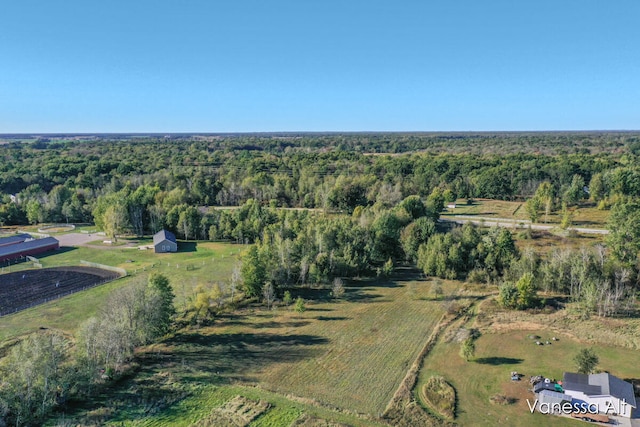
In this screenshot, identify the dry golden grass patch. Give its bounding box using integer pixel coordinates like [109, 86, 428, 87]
[443, 198, 529, 221]
[420, 376, 456, 419]
[193, 396, 270, 427]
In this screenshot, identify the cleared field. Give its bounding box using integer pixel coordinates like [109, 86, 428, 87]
[0, 241, 241, 341]
[443, 199, 610, 229]
[46, 271, 454, 426]
[417, 296, 640, 427]
[442, 199, 529, 221]
[53, 273, 458, 425]
[149, 273, 452, 416]
[254, 278, 449, 415]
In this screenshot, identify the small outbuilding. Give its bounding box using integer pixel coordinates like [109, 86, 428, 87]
[538, 389, 573, 409]
[153, 230, 177, 253]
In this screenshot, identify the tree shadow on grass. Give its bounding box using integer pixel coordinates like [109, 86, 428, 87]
[475, 357, 523, 365]
[215, 312, 311, 329]
[291, 286, 386, 304]
[161, 331, 328, 378]
[36, 246, 77, 259]
[345, 277, 401, 289]
[177, 241, 197, 253]
[315, 316, 350, 321]
[303, 307, 334, 312]
[343, 287, 386, 303]
[250, 320, 311, 329]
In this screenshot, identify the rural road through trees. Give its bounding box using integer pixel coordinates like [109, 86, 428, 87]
[440, 215, 609, 235]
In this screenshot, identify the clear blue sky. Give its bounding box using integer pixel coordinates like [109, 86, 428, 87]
[1, 1, 638, 132]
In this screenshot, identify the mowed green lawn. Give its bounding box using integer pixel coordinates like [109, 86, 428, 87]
[418, 328, 639, 427]
[0, 241, 242, 342]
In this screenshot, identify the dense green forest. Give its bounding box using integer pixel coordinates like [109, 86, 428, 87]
[1, 132, 639, 229]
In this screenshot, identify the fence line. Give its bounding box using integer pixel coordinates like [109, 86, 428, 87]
[80, 260, 127, 277]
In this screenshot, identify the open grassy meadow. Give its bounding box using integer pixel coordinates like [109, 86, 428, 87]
[253, 275, 452, 415]
[44, 272, 462, 425]
[441, 199, 529, 221]
[416, 293, 640, 427]
[443, 198, 610, 229]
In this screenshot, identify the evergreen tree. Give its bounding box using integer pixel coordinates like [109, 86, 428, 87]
[241, 245, 266, 297]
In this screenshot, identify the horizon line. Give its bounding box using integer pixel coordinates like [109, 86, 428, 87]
[1, 129, 640, 137]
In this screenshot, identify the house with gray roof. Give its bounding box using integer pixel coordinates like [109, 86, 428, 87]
[153, 230, 177, 253]
[562, 372, 637, 418]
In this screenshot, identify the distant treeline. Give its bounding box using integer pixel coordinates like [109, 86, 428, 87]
[0, 133, 639, 231]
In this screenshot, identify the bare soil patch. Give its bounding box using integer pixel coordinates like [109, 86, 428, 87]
[0, 266, 121, 316]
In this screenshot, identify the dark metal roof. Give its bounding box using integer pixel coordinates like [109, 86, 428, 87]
[0, 234, 32, 247]
[534, 382, 558, 393]
[0, 237, 59, 259]
[563, 372, 603, 395]
[153, 229, 176, 246]
[563, 372, 637, 408]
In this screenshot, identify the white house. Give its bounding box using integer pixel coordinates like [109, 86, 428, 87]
[562, 372, 637, 418]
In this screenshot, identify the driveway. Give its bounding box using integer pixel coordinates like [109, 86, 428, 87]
[55, 232, 101, 247]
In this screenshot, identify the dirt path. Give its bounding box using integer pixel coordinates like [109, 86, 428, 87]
[440, 216, 609, 235]
[55, 233, 142, 250]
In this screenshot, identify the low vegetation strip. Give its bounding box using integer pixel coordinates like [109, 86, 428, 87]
[420, 376, 456, 419]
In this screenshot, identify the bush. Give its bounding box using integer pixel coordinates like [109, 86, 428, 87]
[490, 394, 516, 405]
[467, 268, 489, 284]
[294, 297, 306, 313]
